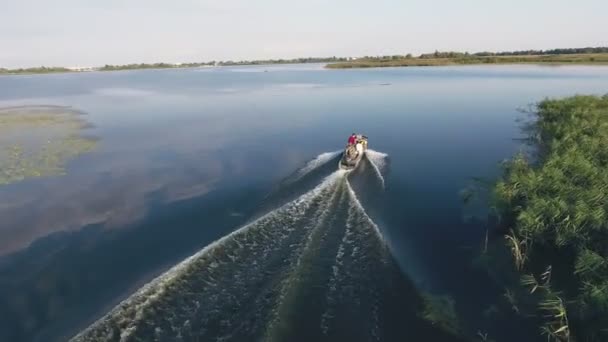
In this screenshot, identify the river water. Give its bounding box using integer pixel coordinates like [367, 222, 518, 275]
[1, 64, 607, 341]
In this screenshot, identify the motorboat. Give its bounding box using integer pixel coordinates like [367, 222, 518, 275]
[339, 134, 368, 170]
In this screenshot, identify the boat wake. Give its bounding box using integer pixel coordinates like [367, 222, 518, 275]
[365, 149, 389, 189]
[72, 152, 403, 342]
[286, 150, 341, 184]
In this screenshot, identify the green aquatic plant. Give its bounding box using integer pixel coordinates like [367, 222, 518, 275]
[538, 292, 570, 342]
[505, 230, 529, 271]
[539, 306, 569, 341]
[0, 107, 96, 186]
[476, 330, 497, 342]
[0, 138, 96, 185]
[503, 288, 520, 314]
[520, 266, 552, 294]
[419, 293, 461, 336]
[492, 95, 608, 341]
[519, 267, 570, 341]
[574, 249, 607, 277]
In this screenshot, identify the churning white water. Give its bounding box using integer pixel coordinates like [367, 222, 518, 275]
[72, 152, 392, 342]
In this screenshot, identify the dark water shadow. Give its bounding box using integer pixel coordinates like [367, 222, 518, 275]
[255, 152, 342, 215]
[380, 179, 542, 341]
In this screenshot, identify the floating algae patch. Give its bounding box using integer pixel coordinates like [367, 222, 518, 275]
[419, 293, 461, 336]
[0, 106, 96, 185]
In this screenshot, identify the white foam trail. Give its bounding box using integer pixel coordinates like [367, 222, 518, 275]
[263, 178, 344, 341]
[345, 180, 383, 242]
[345, 181, 385, 340]
[320, 180, 386, 337]
[366, 150, 387, 170]
[74, 168, 392, 341]
[365, 149, 388, 188]
[320, 195, 356, 335]
[71, 171, 346, 342]
[293, 151, 341, 181]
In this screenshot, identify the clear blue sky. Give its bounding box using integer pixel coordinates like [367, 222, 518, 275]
[1, 0, 606, 68]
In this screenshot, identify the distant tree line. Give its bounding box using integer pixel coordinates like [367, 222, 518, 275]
[99, 57, 349, 69]
[1, 57, 351, 74]
[352, 47, 608, 61]
[0, 66, 71, 74]
[216, 57, 348, 66]
[98, 62, 215, 71]
[473, 47, 608, 56]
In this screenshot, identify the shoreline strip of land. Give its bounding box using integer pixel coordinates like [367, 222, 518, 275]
[2, 48, 608, 75]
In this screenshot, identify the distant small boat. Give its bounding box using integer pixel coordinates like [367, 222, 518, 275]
[339, 134, 368, 170]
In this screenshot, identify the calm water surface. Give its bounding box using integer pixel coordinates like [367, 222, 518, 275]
[1, 64, 607, 341]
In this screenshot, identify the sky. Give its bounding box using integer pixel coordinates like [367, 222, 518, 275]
[1, 0, 607, 68]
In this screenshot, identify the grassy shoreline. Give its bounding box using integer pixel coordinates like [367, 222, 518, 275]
[326, 53, 608, 69]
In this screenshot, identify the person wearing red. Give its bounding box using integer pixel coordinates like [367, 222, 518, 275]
[347, 133, 356, 145]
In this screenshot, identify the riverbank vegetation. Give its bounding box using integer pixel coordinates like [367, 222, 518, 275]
[216, 56, 348, 66]
[326, 47, 608, 69]
[0, 106, 96, 185]
[98, 62, 215, 71]
[97, 57, 348, 70]
[0, 66, 72, 75]
[487, 95, 608, 341]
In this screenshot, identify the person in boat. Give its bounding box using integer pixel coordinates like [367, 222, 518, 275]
[348, 133, 357, 146]
[358, 134, 368, 149]
[347, 133, 362, 159]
